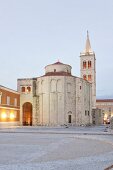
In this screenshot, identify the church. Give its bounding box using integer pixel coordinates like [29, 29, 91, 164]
[17, 32, 96, 126]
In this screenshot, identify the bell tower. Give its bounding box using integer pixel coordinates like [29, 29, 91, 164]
[80, 31, 96, 109]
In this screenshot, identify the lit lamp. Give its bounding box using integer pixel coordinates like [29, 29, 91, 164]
[1, 113, 7, 119]
[10, 113, 15, 119]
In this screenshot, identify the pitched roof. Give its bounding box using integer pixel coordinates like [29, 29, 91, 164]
[96, 99, 113, 102]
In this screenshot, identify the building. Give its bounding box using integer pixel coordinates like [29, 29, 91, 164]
[0, 85, 20, 127]
[110, 117, 113, 129]
[92, 108, 103, 125]
[80, 31, 96, 109]
[96, 99, 113, 124]
[17, 62, 92, 126]
[17, 33, 95, 126]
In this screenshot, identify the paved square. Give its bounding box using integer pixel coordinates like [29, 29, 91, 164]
[0, 126, 113, 170]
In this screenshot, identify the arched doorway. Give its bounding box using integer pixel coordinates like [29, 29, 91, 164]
[23, 102, 32, 126]
[68, 115, 72, 123]
[68, 111, 72, 124]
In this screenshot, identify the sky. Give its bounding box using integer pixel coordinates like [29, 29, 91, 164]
[0, 0, 113, 98]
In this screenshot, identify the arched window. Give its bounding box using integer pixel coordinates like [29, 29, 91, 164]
[83, 61, 86, 69]
[88, 75, 92, 81]
[83, 75, 87, 80]
[21, 87, 25, 92]
[27, 86, 31, 92]
[88, 61, 91, 68]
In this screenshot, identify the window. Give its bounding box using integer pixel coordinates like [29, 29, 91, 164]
[109, 107, 111, 115]
[27, 86, 31, 92]
[93, 112, 95, 118]
[83, 61, 86, 69]
[85, 110, 87, 116]
[0, 92, 2, 104]
[7, 96, 10, 105]
[54, 69, 56, 72]
[88, 61, 91, 68]
[88, 75, 92, 81]
[14, 98, 17, 106]
[109, 107, 111, 112]
[80, 86, 81, 90]
[83, 75, 87, 80]
[88, 111, 89, 116]
[10, 111, 17, 119]
[22, 87, 25, 92]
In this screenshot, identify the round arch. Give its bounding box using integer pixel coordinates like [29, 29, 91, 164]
[67, 111, 72, 124]
[22, 102, 32, 126]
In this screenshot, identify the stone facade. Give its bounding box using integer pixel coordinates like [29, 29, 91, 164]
[92, 108, 103, 125]
[18, 62, 92, 126]
[80, 31, 96, 109]
[110, 117, 113, 129]
[17, 32, 97, 126]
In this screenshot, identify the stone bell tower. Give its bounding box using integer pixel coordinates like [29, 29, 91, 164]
[80, 31, 96, 109]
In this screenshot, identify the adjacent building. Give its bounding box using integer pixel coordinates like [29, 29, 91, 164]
[0, 85, 20, 127]
[96, 99, 113, 124]
[92, 108, 103, 125]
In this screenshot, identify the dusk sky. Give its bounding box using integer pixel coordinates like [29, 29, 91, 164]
[0, 0, 113, 98]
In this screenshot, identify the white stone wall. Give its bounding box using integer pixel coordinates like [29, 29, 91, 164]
[75, 78, 92, 125]
[34, 75, 92, 126]
[64, 77, 76, 125]
[36, 76, 65, 125]
[80, 54, 96, 109]
[45, 63, 72, 74]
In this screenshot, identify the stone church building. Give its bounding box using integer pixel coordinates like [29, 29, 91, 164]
[17, 32, 96, 126]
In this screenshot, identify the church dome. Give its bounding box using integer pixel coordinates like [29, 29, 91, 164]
[45, 61, 72, 76]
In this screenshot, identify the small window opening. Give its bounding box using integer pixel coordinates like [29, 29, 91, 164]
[27, 86, 31, 92]
[22, 87, 25, 92]
[88, 61, 91, 68]
[83, 61, 86, 69]
[83, 75, 87, 80]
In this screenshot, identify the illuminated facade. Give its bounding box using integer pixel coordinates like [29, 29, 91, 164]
[96, 99, 113, 124]
[0, 85, 20, 126]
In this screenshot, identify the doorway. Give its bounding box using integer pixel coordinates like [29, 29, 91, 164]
[23, 102, 32, 126]
[68, 115, 72, 123]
